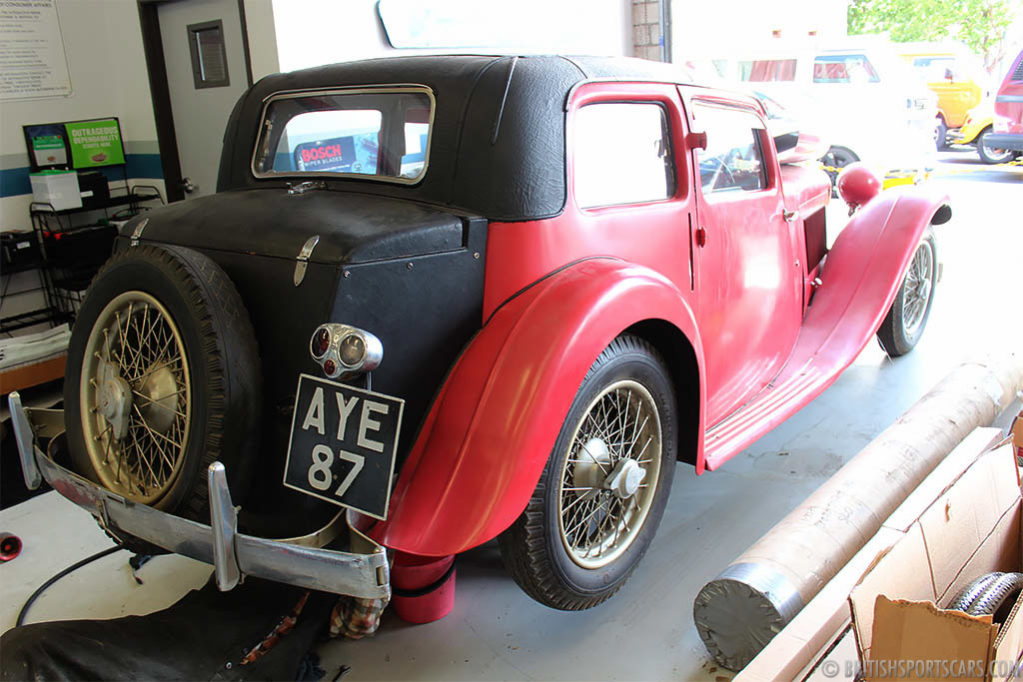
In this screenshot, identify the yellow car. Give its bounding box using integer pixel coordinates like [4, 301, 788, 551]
[899, 43, 985, 149]
[950, 99, 1018, 164]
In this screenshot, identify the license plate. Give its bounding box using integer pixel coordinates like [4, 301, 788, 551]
[283, 373, 404, 520]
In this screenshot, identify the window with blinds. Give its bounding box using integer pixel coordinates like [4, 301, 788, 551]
[187, 20, 230, 89]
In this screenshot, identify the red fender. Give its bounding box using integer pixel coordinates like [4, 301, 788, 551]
[369, 258, 705, 556]
[800, 185, 951, 365]
[704, 185, 951, 469]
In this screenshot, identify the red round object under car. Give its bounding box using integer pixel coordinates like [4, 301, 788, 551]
[836, 162, 882, 210]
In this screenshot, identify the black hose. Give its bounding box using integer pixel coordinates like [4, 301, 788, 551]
[968, 572, 1023, 622]
[947, 572, 1003, 612]
[16, 546, 123, 627]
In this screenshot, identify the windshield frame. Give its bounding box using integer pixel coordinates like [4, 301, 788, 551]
[249, 84, 436, 186]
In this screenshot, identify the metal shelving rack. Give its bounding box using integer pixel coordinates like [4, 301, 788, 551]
[0, 185, 164, 335]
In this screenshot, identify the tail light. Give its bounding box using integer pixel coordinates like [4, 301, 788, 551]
[309, 323, 383, 379]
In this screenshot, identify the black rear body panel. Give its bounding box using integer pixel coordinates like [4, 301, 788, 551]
[121, 192, 486, 536]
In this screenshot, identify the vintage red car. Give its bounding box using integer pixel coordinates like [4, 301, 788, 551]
[10, 55, 950, 611]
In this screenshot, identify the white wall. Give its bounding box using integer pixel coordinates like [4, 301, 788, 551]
[242, 0, 279, 80]
[671, 0, 848, 60]
[0, 0, 164, 231]
[267, 0, 632, 73]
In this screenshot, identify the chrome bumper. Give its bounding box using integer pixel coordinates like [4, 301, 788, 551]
[7, 391, 390, 599]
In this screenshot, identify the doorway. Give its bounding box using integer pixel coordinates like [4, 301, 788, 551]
[138, 0, 253, 202]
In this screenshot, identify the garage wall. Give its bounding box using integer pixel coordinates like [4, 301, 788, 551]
[258, 0, 632, 74]
[671, 0, 848, 60]
[0, 0, 165, 232]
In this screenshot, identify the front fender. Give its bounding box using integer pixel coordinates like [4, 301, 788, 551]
[370, 258, 704, 556]
[778, 185, 950, 388]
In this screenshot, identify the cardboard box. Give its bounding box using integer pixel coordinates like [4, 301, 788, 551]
[29, 170, 81, 211]
[736, 428, 1004, 682]
[848, 443, 1023, 681]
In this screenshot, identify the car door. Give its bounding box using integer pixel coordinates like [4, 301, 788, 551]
[686, 96, 802, 427]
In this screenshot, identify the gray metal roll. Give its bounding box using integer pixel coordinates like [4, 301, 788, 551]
[693, 355, 1023, 671]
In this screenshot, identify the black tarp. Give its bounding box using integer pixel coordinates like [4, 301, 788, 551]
[1, 577, 336, 681]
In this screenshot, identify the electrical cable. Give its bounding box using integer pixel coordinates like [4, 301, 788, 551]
[16, 546, 122, 627]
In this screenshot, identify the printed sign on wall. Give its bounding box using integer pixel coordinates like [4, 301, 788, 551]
[65, 119, 125, 168]
[0, 0, 72, 101]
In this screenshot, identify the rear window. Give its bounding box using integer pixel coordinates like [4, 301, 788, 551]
[813, 54, 880, 83]
[252, 87, 434, 184]
[573, 102, 675, 208]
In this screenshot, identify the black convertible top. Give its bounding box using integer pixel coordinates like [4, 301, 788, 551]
[217, 55, 694, 221]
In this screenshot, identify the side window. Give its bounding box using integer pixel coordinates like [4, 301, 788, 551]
[574, 102, 674, 209]
[812, 54, 880, 83]
[692, 102, 767, 194]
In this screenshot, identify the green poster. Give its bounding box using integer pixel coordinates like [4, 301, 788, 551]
[65, 119, 125, 168]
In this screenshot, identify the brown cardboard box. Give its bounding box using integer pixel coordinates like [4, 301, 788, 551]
[736, 428, 1004, 682]
[848, 443, 1023, 681]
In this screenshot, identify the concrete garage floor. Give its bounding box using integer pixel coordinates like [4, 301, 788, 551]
[1, 153, 1020, 681]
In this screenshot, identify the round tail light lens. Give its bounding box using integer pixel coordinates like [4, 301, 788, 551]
[311, 327, 331, 358]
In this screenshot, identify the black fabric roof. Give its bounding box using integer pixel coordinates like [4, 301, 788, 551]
[217, 55, 695, 221]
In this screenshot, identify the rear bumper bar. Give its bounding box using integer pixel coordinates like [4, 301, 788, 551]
[7, 391, 390, 599]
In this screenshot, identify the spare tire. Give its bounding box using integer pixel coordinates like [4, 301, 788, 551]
[64, 244, 261, 525]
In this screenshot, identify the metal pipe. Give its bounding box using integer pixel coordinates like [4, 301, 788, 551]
[693, 355, 1023, 671]
[659, 0, 672, 63]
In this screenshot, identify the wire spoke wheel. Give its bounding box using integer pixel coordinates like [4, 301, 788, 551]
[900, 239, 934, 338]
[877, 231, 937, 358]
[498, 335, 676, 610]
[557, 380, 662, 569]
[80, 291, 192, 504]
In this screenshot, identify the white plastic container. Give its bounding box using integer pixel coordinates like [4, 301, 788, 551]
[30, 170, 82, 211]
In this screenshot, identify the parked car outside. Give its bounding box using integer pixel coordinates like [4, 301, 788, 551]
[987, 50, 1023, 155]
[706, 37, 938, 177]
[9, 55, 951, 611]
[949, 98, 1019, 164]
[897, 41, 988, 149]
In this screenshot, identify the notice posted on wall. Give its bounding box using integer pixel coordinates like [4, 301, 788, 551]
[66, 119, 124, 168]
[0, 0, 72, 101]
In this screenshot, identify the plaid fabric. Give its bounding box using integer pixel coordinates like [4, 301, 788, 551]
[329, 596, 389, 639]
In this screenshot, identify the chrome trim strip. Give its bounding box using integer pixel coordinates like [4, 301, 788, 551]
[9, 392, 41, 491]
[130, 218, 149, 246]
[8, 396, 390, 599]
[995, 94, 1023, 103]
[250, 85, 436, 187]
[293, 235, 320, 286]
[208, 463, 242, 591]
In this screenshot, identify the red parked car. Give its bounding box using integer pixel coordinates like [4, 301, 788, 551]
[10, 55, 950, 611]
[987, 49, 1023, 154]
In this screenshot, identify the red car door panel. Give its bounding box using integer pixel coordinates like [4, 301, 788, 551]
[687, 99, 803, 426]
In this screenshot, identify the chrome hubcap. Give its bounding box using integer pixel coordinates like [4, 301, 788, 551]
[557, 380, 662, 569]
[80, 291, 192, 504]
[902, 241, 933, 337]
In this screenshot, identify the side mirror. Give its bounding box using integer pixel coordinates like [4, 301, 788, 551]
[945, 68, 955, 82]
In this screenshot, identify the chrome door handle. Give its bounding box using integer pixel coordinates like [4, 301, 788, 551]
[781, 209, 798, 223]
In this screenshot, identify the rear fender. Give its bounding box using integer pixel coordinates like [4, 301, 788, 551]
[808, 187, 951, 362]
[370, 258, 704, 556]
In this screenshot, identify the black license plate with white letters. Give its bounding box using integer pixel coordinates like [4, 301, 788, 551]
[284, 373, 404, 520]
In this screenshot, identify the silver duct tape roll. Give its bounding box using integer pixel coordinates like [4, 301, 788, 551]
[692, 354, 1023, 672]
[693, 563, 804, 671]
